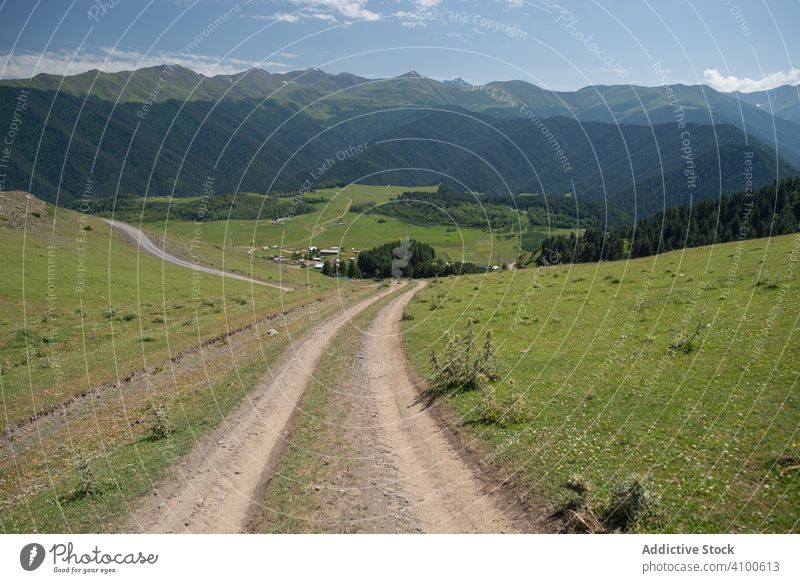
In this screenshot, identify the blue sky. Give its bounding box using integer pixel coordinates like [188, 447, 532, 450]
[1, 0, 798, 91]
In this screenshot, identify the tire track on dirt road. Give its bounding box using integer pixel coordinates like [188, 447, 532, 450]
[127, 282, 405, 533]
[361, 282, 523, 533]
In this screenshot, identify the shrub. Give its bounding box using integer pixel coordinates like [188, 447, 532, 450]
[558, 473, 660, 533]
[478, 381, 528, 426]
[122, 313, 137, 321]
[604, 474, 660, 531]
[144, 398, 172, 440]
[430, 319, 498, 393]
[669, 316, 705, 353]
[69, 454, 98, 500]
[559, 474, 604, 533]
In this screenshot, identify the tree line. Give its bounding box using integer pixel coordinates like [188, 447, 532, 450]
[536, 229, 625, 266]
[351, 184, 519, 231]
[628, 176, 800, 257]
[535, 177, 800, 265]
[320, 238, 492, 279]
[69, 193, 316, 223]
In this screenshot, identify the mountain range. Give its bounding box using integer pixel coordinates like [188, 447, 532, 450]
[1, 65, 797, 219]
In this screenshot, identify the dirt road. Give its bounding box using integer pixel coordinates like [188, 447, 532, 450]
[360, 282, 520, 533]
[258, 281, 526, 532]
[128, 282, 404, 533]
[104, 218, 293, 291]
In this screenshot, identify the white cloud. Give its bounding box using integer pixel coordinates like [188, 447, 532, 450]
[289, 0, 381, 22]
[0, 47, 288, 79]
[266, 12, 300, 23]
[704, 68, 800, 92]
[413, 0, 442, 8]
[256, 10, 338, 23]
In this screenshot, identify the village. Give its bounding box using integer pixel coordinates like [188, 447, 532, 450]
[245, 243, 361, 273]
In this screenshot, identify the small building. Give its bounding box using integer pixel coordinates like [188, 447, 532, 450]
[320, 248, 340, 256]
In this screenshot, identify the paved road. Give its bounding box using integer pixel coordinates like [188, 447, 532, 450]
[104, 218, 293, 291]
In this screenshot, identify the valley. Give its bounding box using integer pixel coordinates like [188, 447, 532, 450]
[0, 62, 798, 537]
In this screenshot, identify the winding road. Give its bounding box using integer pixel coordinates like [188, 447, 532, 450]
[129, 279, 526, 533]
[128, 281, 406, 533]
[104, 218, 293, 291]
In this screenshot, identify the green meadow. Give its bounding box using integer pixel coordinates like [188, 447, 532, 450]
[0, 193, 352, 431]
[402, 233, 800, 532]
[141, 185, 532, 272]
[0, 192, 373, 532]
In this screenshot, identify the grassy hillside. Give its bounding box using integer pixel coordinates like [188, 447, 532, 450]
[402, 233, 800, 532]
[0, 191, 376, 532]
[0, 192, 351, 431]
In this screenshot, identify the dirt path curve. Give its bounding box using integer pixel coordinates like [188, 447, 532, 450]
[104, 218, 293, 291]
[128, 282, 405, 533]
[363, 282, 521, 533]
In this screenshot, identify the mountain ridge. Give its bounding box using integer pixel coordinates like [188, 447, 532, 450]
[0, 66, 797, 218]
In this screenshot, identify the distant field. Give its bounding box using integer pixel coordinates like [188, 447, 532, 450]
[402, 234, 800, 532]
[142, 185, 543, 270]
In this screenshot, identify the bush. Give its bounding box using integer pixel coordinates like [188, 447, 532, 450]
[478, 383, 528, 426]
[144, 398, 172, 440]
[604, 474, 660, 531]
[669, 316, 705, 353]
[558, 473, 660, 533]
[68, 453, 98, 500]
[430, 319, 498, 393]
[559, 474, 604, 533]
